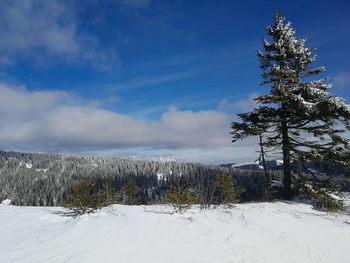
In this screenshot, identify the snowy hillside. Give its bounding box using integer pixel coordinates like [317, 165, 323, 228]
[221, 160, 284, 170]
[1, 197, 350, 263]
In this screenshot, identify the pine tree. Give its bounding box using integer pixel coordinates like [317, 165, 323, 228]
[213, 173, 244, 208]
[99, 180, 118, 206]
[64, 176, 104, 216]
[231, 12, 350, 199]
[116, 181, 142, 205]
[294, 173, 344, 211]
[163, 181, 197, 213]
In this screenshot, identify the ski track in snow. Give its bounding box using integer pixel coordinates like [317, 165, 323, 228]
[0, 197, 350, 263]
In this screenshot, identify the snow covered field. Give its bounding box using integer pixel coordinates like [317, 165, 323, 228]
[1, 197, 350, 263]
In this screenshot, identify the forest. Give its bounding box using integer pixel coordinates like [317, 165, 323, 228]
[1, 150, 349, 206]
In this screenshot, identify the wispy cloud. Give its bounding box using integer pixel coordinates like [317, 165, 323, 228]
[109, 70, 203, 91]
[0, 0, 119, 70]
[219, 93, 259, 112]
[106, 42, 256, 93]
[133, 41, 257, 72]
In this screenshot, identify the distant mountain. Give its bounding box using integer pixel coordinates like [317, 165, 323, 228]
[218, 163, 236, 168]
[220, 160, 284, 170]
[221, 159, 346, 177]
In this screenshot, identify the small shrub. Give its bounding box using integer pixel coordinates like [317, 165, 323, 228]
[295, 177, 344, 211]
[261, 180, 285, 201]
[64, 176, 105, 216]
[213, 173, 245, 208]
[116, 181, 142, 205]
[164, 181, 197, 213]
[98, 180, 118, 206]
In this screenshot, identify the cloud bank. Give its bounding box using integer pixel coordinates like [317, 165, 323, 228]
[0, 83, 233, 153]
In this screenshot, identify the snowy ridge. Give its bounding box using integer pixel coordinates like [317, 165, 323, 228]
[1, 196, 350, 263]
[229, 160, 284, 170]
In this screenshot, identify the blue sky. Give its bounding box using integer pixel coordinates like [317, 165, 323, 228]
[0, 0, 350, 164]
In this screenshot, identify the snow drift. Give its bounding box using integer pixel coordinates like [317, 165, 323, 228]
[1, 196, 350, 263]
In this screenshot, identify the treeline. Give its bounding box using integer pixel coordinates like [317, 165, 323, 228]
[0, 150, 283, 206]
[0, 150, 349, 206]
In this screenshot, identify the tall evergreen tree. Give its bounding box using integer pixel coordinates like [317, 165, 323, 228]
[231, 13, 350, 199]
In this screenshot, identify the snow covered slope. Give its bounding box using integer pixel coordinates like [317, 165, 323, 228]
[0, 198, 350, 263]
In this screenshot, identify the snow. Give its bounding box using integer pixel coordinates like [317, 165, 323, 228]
[306, 167, 326, 176]
[271, 180, 283, 187]
[150, 156, 177, 162]
[1, 198, 350, 263]
[18, 162, 33, 169]
[36, 168, 49, 172]
[276, 159, 283, 165]
[156, 172, 164, 181]
[0, 199, 11, 205]
[231, 161, 259, 168]
[327, 192, 343, 201]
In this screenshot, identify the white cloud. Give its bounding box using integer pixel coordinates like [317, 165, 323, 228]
[110, 146, 258, 165]
[0, 0, 119, 70]
[219, 93, 259, 112]
[0, 83, 234, 154]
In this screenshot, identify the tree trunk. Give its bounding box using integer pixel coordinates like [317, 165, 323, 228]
[259, 135, 270, 187]
[281, 120, 292, 199]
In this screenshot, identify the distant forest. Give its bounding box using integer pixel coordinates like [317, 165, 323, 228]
[0, 150, 349, 206]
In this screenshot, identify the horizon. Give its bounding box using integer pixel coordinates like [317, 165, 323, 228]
[0, 0, 349, 164]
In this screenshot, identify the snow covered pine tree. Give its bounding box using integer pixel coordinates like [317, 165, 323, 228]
[231, 12, 350, 199]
